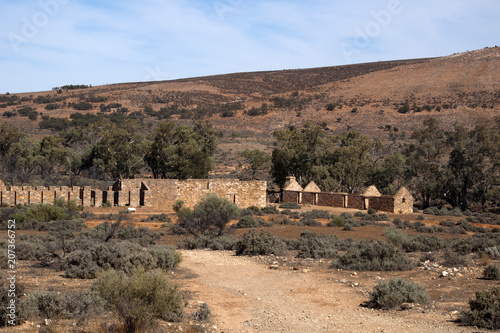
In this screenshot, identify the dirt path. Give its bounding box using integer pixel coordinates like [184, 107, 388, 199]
[178, 250, 487, 333]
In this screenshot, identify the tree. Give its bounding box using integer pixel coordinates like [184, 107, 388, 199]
[404, 118, 448, 208]
[34, 135, 71, 180]
[0, 124, 35, 184]
[176, 194, 239, 237]
[241, 149, 271, 179]
[446, 119, 500, 210]
[271, 122, 326, 188]
[88, 121, 147, 179]
[145, 120, 220, 179]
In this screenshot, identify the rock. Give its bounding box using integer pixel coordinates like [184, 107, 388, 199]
[440, 271, 449, 277]
[44, 319, 51, 326]
[450, 310, 460, 317]
[269, 265, 279, 270]
[340, 279, 348, 284]
[401, 303, 414, 310]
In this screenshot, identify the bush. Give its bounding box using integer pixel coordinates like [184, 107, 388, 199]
[384, 227, 406, 246]
[368, 278, 429, 309]
[442, 249, 467, 267]
[328, 215, 345, 227]
[401, 235, 445, 252]
[301, 210, 331, 220]
[299, 217, 323, 227]
[169, 224, 187, 235]
[235, 215, 261, 228]
[191, 303, 211, 321]
[483, 264, 500, 280]
[334, 240, 414, 271]
[117, 226, 161, 246]
[177, 194, 239, 237]
[462, 287, 500, 330]
[140, 213, 172, 223]
[21, 291, 68, 320]
[149, 246, 182, 270]
[354, 211, 365, 217]
[279, 202, 301, 209]
[341, 212, 353, 219]
[296, 231, 338, 259]
[92, 269, 184, 331]
[261, 205, 280, 214]
[235, 229, 287, 256]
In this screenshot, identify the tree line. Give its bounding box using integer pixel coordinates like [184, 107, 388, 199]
[0, 116, 498, 210]
[270, 117, 499, 211]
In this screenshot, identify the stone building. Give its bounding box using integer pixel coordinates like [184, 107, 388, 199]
[0, 178, 267, 210]
[282, 176, 413, 214]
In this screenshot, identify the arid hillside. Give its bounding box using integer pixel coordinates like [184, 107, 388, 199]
[1, 47, 499, 175]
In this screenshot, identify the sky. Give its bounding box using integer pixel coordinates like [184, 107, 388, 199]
[1, 0, 499, 93]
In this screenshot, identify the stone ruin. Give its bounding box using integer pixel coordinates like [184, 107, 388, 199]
[282, 176, 414, 214]
[0, 178, 267, 210]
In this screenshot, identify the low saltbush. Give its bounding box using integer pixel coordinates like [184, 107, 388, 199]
[368, 278, 429, 309]
[462, 287, 500, 330]
[333, 240, 414, 271]
[235, 229, 287, 256]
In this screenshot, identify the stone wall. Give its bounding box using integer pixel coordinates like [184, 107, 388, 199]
[317, 193, 345, 208]
[367, 196, 395, 213]
[347, 194, 364, 209]
[283, 191, 300, 204]
[283, 185, 413, 214]
[0, 178, 267, 210]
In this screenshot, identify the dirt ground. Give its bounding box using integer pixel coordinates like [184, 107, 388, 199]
[4, 205, 499, 332]
[177, 249, 492, 333]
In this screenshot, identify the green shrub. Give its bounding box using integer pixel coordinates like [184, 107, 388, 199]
[299, 217, 323, 227]
[462, 287, 500, 330]
[92, 269, 184, 331]
[301, 210, 331, 220]
[343, 223, 355, 231]
[21, 291, 68, 320]
[416, 215, 426, 220]
[235, 229, 287, 256]
[169, 224, 187, 235]
[117, 226, 161, 246]
[328, 215, 345, 227]
[235, 215, 260, 228]
[368, 278, 429, 309]
[442, 249, 467, 267]
[149, 247, 182, 270]
[140, 213, 172, 223]
[341, 212, 353, 219]
[367, 208, 377, 215]
[296, 231, 338, 259]
[401, 235, 445, 252]
[261, 205, 280, 214]
[334, 240, 414, 271]
[279, 202, 301, 209]
[384, 227, 406, 246]
[483, 264, 500, 280]
[354, 211, 365, 217]
[191, 303, 211, 321]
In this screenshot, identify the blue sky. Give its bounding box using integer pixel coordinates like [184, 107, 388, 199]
[1, 0, 499, 93]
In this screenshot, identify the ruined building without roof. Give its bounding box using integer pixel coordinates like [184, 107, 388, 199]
[0, 179, 267, 210]
[282, 176, 414, 214]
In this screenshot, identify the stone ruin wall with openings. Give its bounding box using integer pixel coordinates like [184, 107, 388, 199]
[0, 179, 267, 210]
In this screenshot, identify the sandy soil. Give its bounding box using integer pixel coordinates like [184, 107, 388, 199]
[177, 250, 490, 333]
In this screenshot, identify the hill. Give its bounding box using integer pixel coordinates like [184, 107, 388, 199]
[1, 47, 499, 177]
